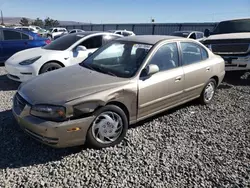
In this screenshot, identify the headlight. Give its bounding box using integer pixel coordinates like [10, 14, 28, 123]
[19, 56, 41, 65]
[30, 104, 66, 121]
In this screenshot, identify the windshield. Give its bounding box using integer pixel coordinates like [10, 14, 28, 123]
[43, 34, 83, 50]
[171, 32, 190, 38]
[212, 19, 250, 34]
[80, 41, 153, 78]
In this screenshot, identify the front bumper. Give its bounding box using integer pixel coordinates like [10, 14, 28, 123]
[12, 93, 95, 148]
[221, 55, 250, 71]
[5, 63, 38, 82]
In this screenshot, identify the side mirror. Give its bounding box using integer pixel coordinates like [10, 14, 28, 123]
[76, 45, 87, 52]
[204, 29, 210, 37]
[141, 64, 159, 77]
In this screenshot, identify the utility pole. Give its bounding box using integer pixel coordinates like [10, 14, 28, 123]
[1, 10, 3, 25]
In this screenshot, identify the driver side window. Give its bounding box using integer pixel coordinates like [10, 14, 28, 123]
[148, 43, 179, 72]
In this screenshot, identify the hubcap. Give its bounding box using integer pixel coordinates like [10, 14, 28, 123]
[46, 66, 59, 72]
[91, 111, 123, 144]
[204, 82, 215, 102]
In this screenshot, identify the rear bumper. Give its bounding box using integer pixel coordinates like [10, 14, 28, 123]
[218, 70, 226, 86]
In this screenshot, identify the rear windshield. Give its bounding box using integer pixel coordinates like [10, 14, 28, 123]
[212, 19, 250, 34]
[43, 34, 84, 50]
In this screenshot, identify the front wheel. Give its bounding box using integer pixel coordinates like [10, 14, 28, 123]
[199, 78, 216, 105]
[39, 62, 63, 74]
[86, 105, 128, 149]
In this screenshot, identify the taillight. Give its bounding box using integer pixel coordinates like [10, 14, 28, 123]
[45, 39, 51, 44]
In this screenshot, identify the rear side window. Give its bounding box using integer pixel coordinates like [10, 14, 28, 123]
[201, 46, 208, 60]
[21, 33, 30, 40]
[180, 42, 208, 65]
[3, 30, 22, 40]
[196, 32, 204, 39]
[80, 35, 103, 49]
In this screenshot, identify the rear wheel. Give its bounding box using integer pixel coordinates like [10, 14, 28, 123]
[40, 62, 63, 74]
[199, 78, 216, 105]
[86, 105, 128, 149]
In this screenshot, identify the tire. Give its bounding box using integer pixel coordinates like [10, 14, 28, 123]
[40, 62, 63, 74]
[86, 105, 128, 149]
[199, 78, 217, 105]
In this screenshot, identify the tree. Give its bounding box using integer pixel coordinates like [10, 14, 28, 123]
[44, 17, 60, 27]
[52, 20, 59, 27]
[31, 18, 44, 27]
[20, 17, 29, 26]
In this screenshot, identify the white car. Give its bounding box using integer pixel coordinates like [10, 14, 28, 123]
[14, 26, 39, 34]
[5, 31, 122, 82]
[69, 29, 85, 33]
[108, 30, 135, 36]
[171, 31, 205, 42]
[47, 27, 68, 40]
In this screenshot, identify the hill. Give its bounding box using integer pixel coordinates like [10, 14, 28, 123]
[1, 17, 87, 26]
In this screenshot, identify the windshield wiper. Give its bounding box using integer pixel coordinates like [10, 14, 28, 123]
[81, 63, 117, 77]
[92, 65, 117, 77]
[80, 63, 95, 71]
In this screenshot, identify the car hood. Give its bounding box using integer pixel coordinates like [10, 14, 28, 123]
[18, 64, 131, 104]
[6, 47, 63, 65]
[205, 32, 250, 41]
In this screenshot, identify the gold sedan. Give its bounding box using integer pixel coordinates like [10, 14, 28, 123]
[12, 35, 225, 149]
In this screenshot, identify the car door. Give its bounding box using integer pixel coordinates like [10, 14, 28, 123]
[1, 29, 29, 61]
[137, 42, 185, 120]
[179, 41, 213, 100]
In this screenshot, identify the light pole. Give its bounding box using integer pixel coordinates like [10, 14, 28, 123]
[0, 10, 3, 25]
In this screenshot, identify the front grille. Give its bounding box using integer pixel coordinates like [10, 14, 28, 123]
[24, 128, 58, 145]
[13, 93, 29, 113]
[212, 44, 250, 54]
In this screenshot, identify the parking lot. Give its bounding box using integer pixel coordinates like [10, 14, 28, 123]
[0, 64, 249, 187]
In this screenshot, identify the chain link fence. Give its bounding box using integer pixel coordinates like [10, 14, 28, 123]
[57, 22, 217, 35]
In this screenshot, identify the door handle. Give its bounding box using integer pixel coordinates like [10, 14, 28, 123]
[206, 67, 210, 71]
[24, 42, 28, 45]
[175, 76, 182, 82]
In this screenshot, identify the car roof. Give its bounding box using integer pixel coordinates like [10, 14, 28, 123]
[220, 18, 250, 22]
[0, 27, 36, 33]
[116, 35, 183, 45]
[173, 30, 203, 33]
[69, 31, 122, 37]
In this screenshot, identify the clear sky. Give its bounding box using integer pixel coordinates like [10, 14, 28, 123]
[1, 0, 250, 23]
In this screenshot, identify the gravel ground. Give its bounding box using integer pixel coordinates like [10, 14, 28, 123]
[0, 66, 249, 188]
